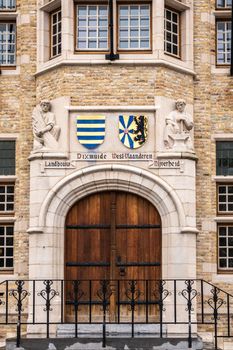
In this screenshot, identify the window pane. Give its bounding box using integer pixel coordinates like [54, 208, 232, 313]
[6, 237, 13, 245]
[140, 5, 149, 16]
[78, 30, 86, 39]
[219, 226, 226, 235]
[219, 248, 227, 257]
[141, 39, 149, 48]
[6, 258, 13, 267]
[6, 226, 13, 235]
[99, 40, 107, 48]
[130, 6, 139, 16]
[6, 203, 14, 211]
[99, 6, 107, 16]
[118, 4, 151, 50]
[219, 195, 226, 202]
[220, 237, 227, 246]
[119, 40, 128, 49]
[219, 259, 227, 268]
[78, 6, 86, 16]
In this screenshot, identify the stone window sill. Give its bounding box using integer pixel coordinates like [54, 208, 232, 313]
[213, 9, 232, 19]
[36, 58, 196, 77]
[40, 0, 61, 12]
[165, 0, 191, 11]
[213, 176, 233, 183]
[0, 11, 17, 20]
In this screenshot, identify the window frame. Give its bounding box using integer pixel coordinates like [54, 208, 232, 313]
[0, 183, 14, 214]
[216, 0, 232, 9]
[215, 18, 232, 66]
[216, 141, 233, 176]
[0, 140, 16, 176]
[217, 183, 233, 215]
[218, 224, 233, 273]
[116, 1, 152, 53]
[74, 2, 110, 54]
[164, 6, 181, 59]
[0, 21, 16, 68]
[50, 7, 62, 59]
[0, 223, 14, 271]
[0, 0, 16, 11]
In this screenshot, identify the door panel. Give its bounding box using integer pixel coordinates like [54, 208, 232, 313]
[65, 191, 161, 321]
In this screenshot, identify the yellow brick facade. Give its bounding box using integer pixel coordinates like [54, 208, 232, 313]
[0, 0, 233, 346]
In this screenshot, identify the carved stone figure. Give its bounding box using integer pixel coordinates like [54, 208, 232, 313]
[164, 99, 194, 151]
[32, 100, 61, 152]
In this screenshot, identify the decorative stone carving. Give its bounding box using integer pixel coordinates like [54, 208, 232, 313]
[32, 100, 61, 152]
[164, 99, 194, 151]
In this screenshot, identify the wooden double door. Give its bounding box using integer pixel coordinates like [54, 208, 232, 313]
[65, 191, 162, 321]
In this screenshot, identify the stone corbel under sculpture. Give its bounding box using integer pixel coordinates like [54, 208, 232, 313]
[164, 99, 194, 152]
[32, 100, 61, 153]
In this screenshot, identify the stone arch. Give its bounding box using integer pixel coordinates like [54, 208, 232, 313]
[36, 164, 192, 233]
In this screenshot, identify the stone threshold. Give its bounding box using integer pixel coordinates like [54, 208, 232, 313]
[6, 337, 205, 350]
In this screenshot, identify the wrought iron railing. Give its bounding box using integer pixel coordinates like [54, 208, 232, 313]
[0, 279, 232, 349]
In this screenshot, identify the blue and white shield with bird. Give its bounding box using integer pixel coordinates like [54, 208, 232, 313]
[119, 115, 148, 149]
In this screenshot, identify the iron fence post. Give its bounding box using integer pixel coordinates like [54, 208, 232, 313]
[9, 280, 29, 348]
[72, 280, 84, 338]
[97, 280, 112, 348]
[206, 285, 225, 350]
[38, 280, 59, 339]
[180, 280, 198, 350]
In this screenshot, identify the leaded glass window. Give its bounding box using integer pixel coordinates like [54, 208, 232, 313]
[218, 226, 233, 270]
[218, 184, 233, 213]
[0, 23, 16, 65]
[118, 4, 151, 50]
[0, 141, 15, 176]
[217, 0, 232, 8]
[0, 0, 16, 10]
[51, 8, 62, 58]
[76, 4, 109, 50]
[216, 142, 233, 175]
[0, 184, 14, 212]
[0, 225, 14, 270]
[217, 21, 231, 65]
[164, 8, 180, 57]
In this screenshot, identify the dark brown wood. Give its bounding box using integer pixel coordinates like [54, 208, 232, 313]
[65, 191, 162, 320]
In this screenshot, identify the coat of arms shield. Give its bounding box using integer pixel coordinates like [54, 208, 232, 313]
[77, 115, 105, 149]
[119, 115, 148, 149]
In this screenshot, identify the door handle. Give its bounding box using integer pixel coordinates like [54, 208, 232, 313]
[119, 266, 126, 276]
[116, 256, 126, 276]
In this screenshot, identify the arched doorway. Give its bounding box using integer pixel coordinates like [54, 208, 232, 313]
[65, 191, 162, 321]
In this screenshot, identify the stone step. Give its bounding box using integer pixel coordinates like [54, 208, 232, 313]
[56, 324, 167, 338]
[6, 337, 204, 350]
